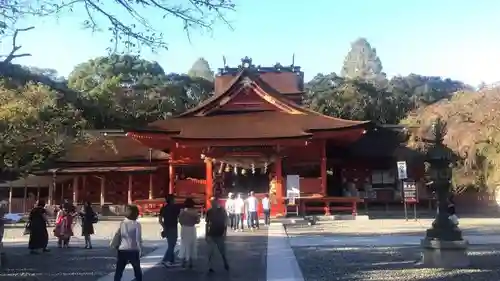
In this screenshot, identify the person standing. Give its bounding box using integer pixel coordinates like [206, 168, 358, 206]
[234, 193, 245, 231]
[27, 200, 50, 254]
[262, 194, 271, 226]
[54, 208, 74, 248]
[225, 193, 236, 231]
[80, 201, 97, 249]
[246, 191, 259, 230]
[205, 197, 229, 273]
[159, 195, 180, 267]
[112, 205, 143, 281]
[178, 198, 200, 269]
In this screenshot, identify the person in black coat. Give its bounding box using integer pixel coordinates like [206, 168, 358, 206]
[80, 201, 97, 249]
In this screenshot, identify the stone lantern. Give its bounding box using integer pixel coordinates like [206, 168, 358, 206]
[420, 118, 469, 267]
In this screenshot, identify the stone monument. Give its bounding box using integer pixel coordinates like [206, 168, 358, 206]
[420, 118, 469, 268]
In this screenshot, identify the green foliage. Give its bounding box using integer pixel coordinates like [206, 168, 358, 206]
[67, 54, 213, 129]
[304, 73, 411, 124]
[0, 81, 86, 180]
[340, 38, 387, 87]
[188, 58, 215, 83]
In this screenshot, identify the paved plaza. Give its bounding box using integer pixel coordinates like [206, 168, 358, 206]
[2, 218, 500, 280]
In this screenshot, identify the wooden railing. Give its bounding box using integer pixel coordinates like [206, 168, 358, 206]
[298, 197, 363, 216]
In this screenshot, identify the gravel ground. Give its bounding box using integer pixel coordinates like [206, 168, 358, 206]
[0, 221, 166, 281]
[294, 244, 500, 281]
[284, 218, 500, 237]
[0, 244, 154, 281]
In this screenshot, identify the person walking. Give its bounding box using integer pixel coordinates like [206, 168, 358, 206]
[178, 198, 200, 269]
[80, 201, 97, 249]
[159, 195, 180, 267]
[27, 200, 50, 254]
[111, 205, 143, 281]
[205, 197, 229, 273]
[234, 193, 245, 231]
[246, 191, 259, 230]
[262, 194, 271, 226]
[225, 193, 236, 231]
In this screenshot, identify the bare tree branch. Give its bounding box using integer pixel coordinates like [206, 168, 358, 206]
[2, 26, 35, 63]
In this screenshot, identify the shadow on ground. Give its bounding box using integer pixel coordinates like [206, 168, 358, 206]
[143, 230, 268, 281]
[0, 239, 156, 281]
[294, 244, 500, 281]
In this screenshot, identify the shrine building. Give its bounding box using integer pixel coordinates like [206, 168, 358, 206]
[126, 57, 423, 217]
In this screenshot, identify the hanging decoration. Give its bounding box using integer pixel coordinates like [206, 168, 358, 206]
[234, 164, 238, 175]
[225, 164, 231, 173]
[241, 168, 247, 175]
[251, 163, 255, 174]
[218, 162, 224, 174]
[264, 162, 268, 174]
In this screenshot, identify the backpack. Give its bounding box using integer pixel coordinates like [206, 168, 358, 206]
[207, 207, 227, 237]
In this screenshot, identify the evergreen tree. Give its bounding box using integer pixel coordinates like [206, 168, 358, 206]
[188, 58, 215, 82]
[340, 38, 386, 86]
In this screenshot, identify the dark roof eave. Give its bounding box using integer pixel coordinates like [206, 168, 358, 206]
[171, 135, 312, 141]
[126, 128, 181, 135]
[306, 122, 372, 133]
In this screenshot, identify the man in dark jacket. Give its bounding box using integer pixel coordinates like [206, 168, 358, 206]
[206, 197, 229, 273]
[159, 194, 180, 267]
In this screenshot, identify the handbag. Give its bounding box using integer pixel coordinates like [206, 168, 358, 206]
[91, 213, 98, 224]
[23, 222, 31, 236]
[109, 222, 123, 249]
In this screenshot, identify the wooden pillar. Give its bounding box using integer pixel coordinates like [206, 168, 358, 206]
[100, 176, 105, 206]
[275, 156, 285, 216]
[128, 174, 133, 204]
[321, 140, 327, 196]
[48, 172, 56, 206]
[72, 176, 79, 204]
[169, 164, 175, 195]
[8, 182, 12, 213]
[205, 159, 213, 209]
[82, 176, 87, 202]
[23, 180, 27, 213]
[36, 185, 40, 200]
[148, 174, 154, 199]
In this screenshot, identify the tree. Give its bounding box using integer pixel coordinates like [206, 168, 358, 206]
[388, 74, 472, 106]
[67, 54, 214, 129]
[0, 1, 235, 57]
[340, 38, 387, 87]
[188, 58, 215, 82]
[0, 80, 86, 181]
[305, 73, 407, 124]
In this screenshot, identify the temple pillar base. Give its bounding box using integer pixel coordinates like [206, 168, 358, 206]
[420, 238, 469, 268]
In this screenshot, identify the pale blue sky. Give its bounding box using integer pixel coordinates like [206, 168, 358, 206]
[4, 0, 500, 86]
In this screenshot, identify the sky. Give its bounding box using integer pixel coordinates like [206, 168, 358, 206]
[3, 0, 500, 86]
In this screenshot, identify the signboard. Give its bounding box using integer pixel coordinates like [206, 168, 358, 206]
[397, 161, 408, 180]
[286, 175, 300, 202]
[403, 181, 418, 203]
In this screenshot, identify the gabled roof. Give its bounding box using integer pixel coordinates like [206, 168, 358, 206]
[128, 67, 371, 141]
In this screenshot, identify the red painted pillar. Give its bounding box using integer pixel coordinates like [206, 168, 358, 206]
[321, 140, 327, 197]
[168, 164, 175, 195]
[205, 159, 213, 209]
[275, 156, 285, 217]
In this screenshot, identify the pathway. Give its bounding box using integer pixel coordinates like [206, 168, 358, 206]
[139, 229, 268, 281]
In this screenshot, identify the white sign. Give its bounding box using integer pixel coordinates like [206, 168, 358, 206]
[286, 175, 301, 198]
[397, 161, 408, 180]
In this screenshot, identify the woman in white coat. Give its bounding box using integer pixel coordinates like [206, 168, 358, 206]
[178, 198, 200, 268]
